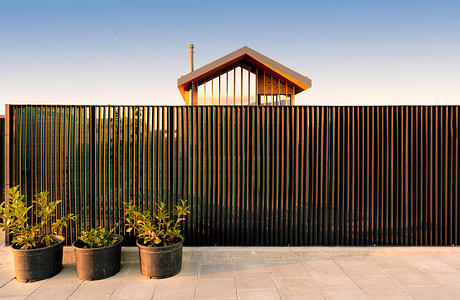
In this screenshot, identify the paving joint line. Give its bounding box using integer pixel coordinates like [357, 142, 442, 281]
[334, 258, 368, 297]
[66, 280, 83, 300]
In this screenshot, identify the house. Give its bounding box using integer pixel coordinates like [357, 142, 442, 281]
[177, 46, 312, 106]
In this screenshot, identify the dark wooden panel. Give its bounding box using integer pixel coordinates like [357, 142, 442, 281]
[5, 105, 460, 246]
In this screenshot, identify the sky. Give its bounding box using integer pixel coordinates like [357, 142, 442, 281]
[1, 0, 459, 114]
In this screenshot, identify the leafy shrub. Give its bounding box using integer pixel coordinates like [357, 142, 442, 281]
[124, 200, 190, 247]
[0, 186, 76, 249]
[77, 225, 119, 248]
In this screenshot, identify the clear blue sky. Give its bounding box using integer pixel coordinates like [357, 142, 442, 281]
[1, 0, 459, 114]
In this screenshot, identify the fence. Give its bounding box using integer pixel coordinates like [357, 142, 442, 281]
[3, 105, 460, 246]
[0, 116, 4, 206]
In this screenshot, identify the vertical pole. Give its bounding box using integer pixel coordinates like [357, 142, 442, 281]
[89, 106, 96, 229]
[271, 74, 274, 106]
[285, 82, 288, 105]
[190, 44, 195, 105]
[4, 105, 11, 245]
[240, 65, 243, 105]
[292, 86, 296, 105]
[167, 107, 172, 207]
[263, 71, 266, 105]
[255, 67, 258, 105]
[278, 78, 281, 106]
[204, 81, 206, 105]
[248, 66, 251, 106]
[234, 69, 236, 106]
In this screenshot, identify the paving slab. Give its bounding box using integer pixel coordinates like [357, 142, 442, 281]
[237, 288, 281, 300]
[268, 261, 308, 276]
[199, 263, 235, 279]
[236, 273, 276, 290]
[180, 260, 199, 275]
[0, 278, 47, 299]
[195, 278, 237, 299]
[366, 295, 415, 300]
[302, 259, 343, 273]
[368, 256, 412, 270]
[67, 277, 120, 300]
[431, 254, 460, 271]
[273, 276, 320, 297]
[110, 279, 156, 300]
[0, 267, 15, 289]
[335, 258, 386, 276]
[156, 274, 196, 292]
[349, 274, 406, 296]
[153, 290, 195, 300]
[428, 272, 460, 294]
[0, 247, 459, 299]
[27, 281, 81, 300]
[383, 267, 437, 287]
[281, 294, 325, 300]
[308, 270, 358, 290]
[400, 255, 458, 273]
[321, 287, 367, 300]
[406, 286, 460, 300]
[233, 259, 269, 274]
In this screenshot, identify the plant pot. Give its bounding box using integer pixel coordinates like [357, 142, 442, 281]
[12, 235, 65, 282]
[73, 234, 123, 280]
[136, 239, 183, 279]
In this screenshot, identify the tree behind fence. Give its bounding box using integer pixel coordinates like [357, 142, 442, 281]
[3, 105, 460, 246]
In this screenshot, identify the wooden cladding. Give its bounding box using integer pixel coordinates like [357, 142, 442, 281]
[4, 105, 460, 246]
[193, 62, 295, 106]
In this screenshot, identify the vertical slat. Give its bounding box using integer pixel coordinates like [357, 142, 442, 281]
[240, 65, 243, 105]
[248, 67, 251, 106]
[3, 105, 11, 244]
[298, 107, 305, 244]
[6, 105, 460, 247]
[263, 71, 266, 105]
[455, 107, 459, 245]
[207, 106, 212, 244]
[271, 74, 273, 106]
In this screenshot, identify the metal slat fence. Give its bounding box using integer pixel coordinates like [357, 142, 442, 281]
[3, 105, 460, 246]
[1, 116, 4, 205]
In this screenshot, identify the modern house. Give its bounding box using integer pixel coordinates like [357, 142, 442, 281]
[177, 46, 312, 106]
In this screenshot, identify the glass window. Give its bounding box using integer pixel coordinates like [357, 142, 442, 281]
[258, 94, 291, 105]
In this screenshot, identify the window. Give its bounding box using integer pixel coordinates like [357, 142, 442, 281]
[258, 94, 291, 106]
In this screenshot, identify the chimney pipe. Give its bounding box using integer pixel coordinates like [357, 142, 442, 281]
[189, 44, 194, 72]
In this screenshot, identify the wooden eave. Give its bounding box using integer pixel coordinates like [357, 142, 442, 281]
[177, 46, 312, 101]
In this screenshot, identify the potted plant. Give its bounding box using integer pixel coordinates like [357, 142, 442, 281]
[73, 225, 123, 280]
[124, 199, 190, 279]
[0, 186, 75, 282]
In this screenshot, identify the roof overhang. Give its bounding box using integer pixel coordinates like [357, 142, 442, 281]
[177, 46, 312, 101]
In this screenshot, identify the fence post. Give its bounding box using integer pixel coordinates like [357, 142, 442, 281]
[89, 106, 96, 228]
[3, 105, 11, 245]
[168, 107, 175, 208]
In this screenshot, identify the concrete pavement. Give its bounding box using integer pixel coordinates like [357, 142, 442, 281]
[1, 247, 460, 299]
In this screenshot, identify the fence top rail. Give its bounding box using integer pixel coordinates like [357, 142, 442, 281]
[5, 104, 460, 109]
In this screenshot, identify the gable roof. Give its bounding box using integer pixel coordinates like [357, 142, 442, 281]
[177, 46, 312, 100]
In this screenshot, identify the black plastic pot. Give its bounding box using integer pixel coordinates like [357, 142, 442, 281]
[136, 239, 183, 279]
[12, 235, 65, 283]
[73, 234, 123, 280]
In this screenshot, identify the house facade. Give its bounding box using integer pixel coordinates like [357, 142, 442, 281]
[177, 46, 312, 106]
